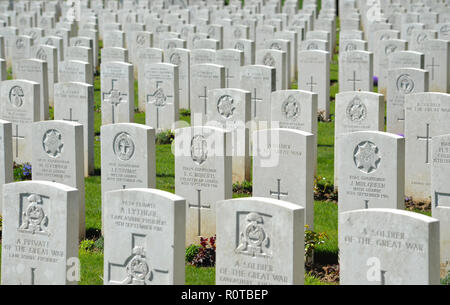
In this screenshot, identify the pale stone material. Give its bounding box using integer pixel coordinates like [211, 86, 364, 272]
[194, 38, 220, 50]
[190, 48, 216, 65]
[102, 47, 128, 63]
[409, 29, 437, 52]
[240, 65, 276, 126]
[216, 197, 305, 285]
[338, 131, 405, 213]
[165, 48, 190, 110]
[339, 208, 440, 285]
[388, 51, 424, 70]
[162, 38, 186, 51]
[144, 63, 179, 132]
[136, 47, 163, 112]
[298, 50, 330, 120]
[103, 30, 125, 48]
[233, 38, 255, 66]
[1, 181, 79, 285]
[33, 45, 57, 107]
[387, 68, 429, 135]
[270, 90, 318, 172]
[0, 58, 6, 81]
[40, 35, 64, 61]
[215, 49, 244, 89]
[256, 49, 287, 91]
[224, 24, 249, 49]
[401, 22, 425, 43]
[265, 38, 292, 83]
[0, 120, 12, 213]
[66, 46, 94, 72]
[174, 126, 232, 246]
[340, 39, 367, 52]
[339, 50, 373, 92]
[31, 120, 85, 239]
[11, 35, 33, 78]
[405, 92, 450, 203]
[0, 80, 40, 164]
[58, 60, 93, 85]
[431, 134, 450, 279]
[421, 39, 450, 93]
[253, 128, 314, 228]
[207, 88, 251, 183]
[54, 82, 94, 177]
[255, 24, 275, 50]
[16, 58, 49, 121]
[300, 39, 329, 54]
[190, 63, 225, 126]
[104, 188, 186, 285]
[274, 31, 298, 80]
[101, 61, 134, 125]
[377, 39, 407, 96]
[100, 123, 156, 229]
[334, 92, 385, 188]
[128, 31, 152, 65]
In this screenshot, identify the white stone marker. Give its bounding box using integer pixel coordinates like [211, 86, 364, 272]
[31, 120, 85, 239]
[0, 120, 12, 213]
[58, 60, 93, 85]
[215, 49, 244, 89]
[387, 68, 429, 135]
[101, 61, 134, 125]
[102, 47, 128, 63]
[1, 181, 79, 285]
[101, 123, 156, 228]
[253, 128, 314, 228]
[256, 49, 287, 91]
[216, 197, 305, 285]
[33, 45, 57, 107]
[104, 188, 186, 285]
[421, 39, 450, 93]
[298, 50, 330, 120]
[207, 88, 251, 183]
[174, 126, 232, 246]
[431, 134, 450, 279]
[338, 131, 405, 213]
[136, 47, 163, 112]
[339, 208, 440, 285]
[0, 80, 40, 164]
[165, 48, 190, 110]
[339, 50, 373, 92]
[144, 63, 179, 132]
[388, 50, 424, 70]
[405, 92, 450, 203]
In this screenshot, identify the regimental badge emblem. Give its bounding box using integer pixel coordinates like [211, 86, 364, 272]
[407, 25, 415, 36]
[307, 42, 318, 50]
[45, 38, 54, 46]
[281, 95, 300, 120]
[233, 28, 242, 39]
[396, 74, 414, 94]
[207, 26, 215, 36]
[9, 86, 24, 108]
[169, 52, 181, 65]
[136, 34, 146, 46]
[270, 42, 281, 50]
[353, 141, 381, 174]
[384, 44, 397, 55]
[263, 53, 275, 66]
[148, 87, 167, 107]
[19, 194, 49, 235]
[440, 25, 450, 36]
[345, 43, 357, 52]
[36, 48, 47, 61]
[122, 247, 151, 285]
[235, 212, 272, 258]
[73, 39, 83, 46]
[113, 132, 135, 161]
[346, 96, 367, 122]
[234, 41, 244, 51]
[16, 38, 25, 49]
[217, 95, 235, 119]
[380, 33, 390, 40]
[167, 41, 177, 49]
[190, 135, 208, 165]
[42, 129, 64, 158]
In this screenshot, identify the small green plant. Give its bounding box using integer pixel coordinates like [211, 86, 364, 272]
[185, 244, 200, 263]
[156, 130, 175, 145]
[93, 236, 104, 251]
[180, 109, 191, 117]
[79, 239, 96, 253]
[190, 236, 216, 267]
[232, 180, 252, 195]
[441, 272, 450, 285]
[314, 176, 337, 202]
[305, 225, 329, 264]
[13, 163, 32, 181]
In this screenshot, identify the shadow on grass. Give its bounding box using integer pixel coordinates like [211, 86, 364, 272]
[315, 249, 339, 265]
[85, 228, 102, 240]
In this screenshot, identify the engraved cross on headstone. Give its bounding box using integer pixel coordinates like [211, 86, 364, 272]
[30, 267, 36, 285]
[251, 88, 263, 118]
[306, 75, 317, 92]
[103, 79, 128, 124]
[12, 124, 25, 158]
[63, 108, 78, 122]
[364, 199, 370, 209]
[417, 123, 432, 164]
[188, 189, 211, 237]
[225, 68, 232, 87]
[146, 80, 173, 129]
[199, 86, 208, 115]
[269, 179, 288, 200]
[347, 71, 361, 91]
[426, 57, 439, 81]
[107, 233, 169, 285]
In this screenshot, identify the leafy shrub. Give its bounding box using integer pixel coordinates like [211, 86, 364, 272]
[305, 225, 329, 265]
[79, 239, 95, 253]
[190, 236, 216, 267]
[93, 236, 104, 251]
[156, 130, 175, 145]
[442, 272, 450, 285]
[14, 163, 32, 181]
[180, 109, 191, 117]
[314, 176, 337, 202]
[185, 244, 200, 263]
[232, 180, 252, 195]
